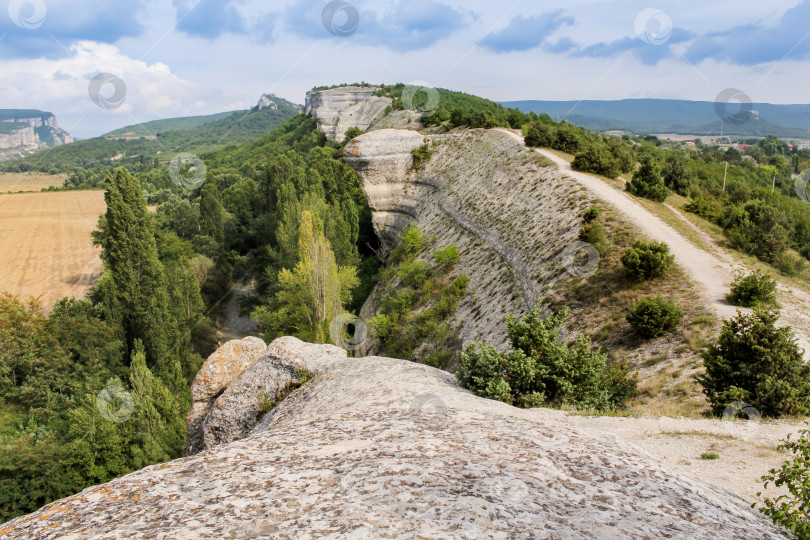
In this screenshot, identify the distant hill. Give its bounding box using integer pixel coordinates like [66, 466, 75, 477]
[103, 111, 236, 138]
[2, 96, 299, 172]
[502, 99, 810, 139]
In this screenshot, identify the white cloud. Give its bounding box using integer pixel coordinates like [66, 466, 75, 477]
[0, 41, 198, 137]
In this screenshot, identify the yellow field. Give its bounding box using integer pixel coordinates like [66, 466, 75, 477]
[0, 191, 106, 311]
[0, 173, 67, 193]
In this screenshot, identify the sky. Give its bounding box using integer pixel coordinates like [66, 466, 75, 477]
[0, 0, 809, 138]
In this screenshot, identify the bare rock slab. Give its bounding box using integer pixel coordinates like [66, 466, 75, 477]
[1, 337, 784, 539]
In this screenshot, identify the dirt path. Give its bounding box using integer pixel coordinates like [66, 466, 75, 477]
[216, 285, 259, 345]
[495, 128, 810, 355]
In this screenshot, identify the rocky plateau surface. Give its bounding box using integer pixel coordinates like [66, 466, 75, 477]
[0, 337, 784, 539]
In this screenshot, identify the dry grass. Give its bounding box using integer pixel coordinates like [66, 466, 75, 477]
[0, 191, 106, 311]
[0, 173, 67, 193]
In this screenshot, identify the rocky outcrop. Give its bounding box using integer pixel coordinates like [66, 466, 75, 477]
[344, 129, 427, 247]
[0, 111, 73, 159]
[305, 86, 392, 141]
[184, 336, 267, 455]
[0, 337, 784, 539]
[255, 94, 278, 110]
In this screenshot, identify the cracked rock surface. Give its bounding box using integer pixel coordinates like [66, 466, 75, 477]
[1, 337, 783, 539]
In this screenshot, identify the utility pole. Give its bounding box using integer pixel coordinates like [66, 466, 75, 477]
[722, 161, 728, 192]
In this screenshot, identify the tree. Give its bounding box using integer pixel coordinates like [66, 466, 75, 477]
[697, 310, 810, 417]
[95, 168, 176, 380]
[199, 180, 224, 244]
[758, 428, 810, 537]
[627, 157, 669, 202]
[253, 211, 358, 343]
[626, 296, 683, 338]
[663, 156, 696, 196]
[525, 122, 556, 148]
[725, 200, 792, 264]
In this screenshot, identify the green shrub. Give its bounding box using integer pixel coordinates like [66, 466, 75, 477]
[433, 245, 460, 265]
[684, 196, 721, 221]
[422, 108, 451, 127]
[701, 452, 720, 460]
[583, 206, 602, 223]
[572, 144, 620, 178]
[620, 241, 674, 281]
[411, 140, 433, 172]
[389, 225, 426, 264]
[697, 310, 810, 417]
[626, 158, 669, 202]
[579, 221, 608, 254]
[758, 429, 810, 537]
[775, 252, 807, 277]
[342, 126, 363, 144]
[456, 304, 638, 412]
[398, 260, 431, 287]
[627, 296, 683, 338]
[727, 270, 777, 308]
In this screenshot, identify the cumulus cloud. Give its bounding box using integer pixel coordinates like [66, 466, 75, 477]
[479, 12, 574, 53]
[0, 41, 198, 134]
[173, 0, 246, 40]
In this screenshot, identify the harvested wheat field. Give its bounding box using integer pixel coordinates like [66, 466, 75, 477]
[0, 191, 105, 311]
[0, 172, 67, 193]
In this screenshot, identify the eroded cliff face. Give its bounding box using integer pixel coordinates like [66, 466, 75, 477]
[305, 86, 392, 141]
[0, 337, 784, 539]
[346, 128, 591, 353]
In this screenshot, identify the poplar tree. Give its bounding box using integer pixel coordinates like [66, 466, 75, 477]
[98, 168, 175, 381]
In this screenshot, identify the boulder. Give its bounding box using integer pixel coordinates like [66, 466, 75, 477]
[0, 337, 784, 539]
[184, 336, 266, 455]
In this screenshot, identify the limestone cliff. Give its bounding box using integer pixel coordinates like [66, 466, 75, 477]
[0, 110, 73, 160]
[346, 128, 591, 353]
[0, 337, 784, 539]
[305, 86, 392, 141]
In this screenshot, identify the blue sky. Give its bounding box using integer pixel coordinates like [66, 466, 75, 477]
[0, 0, 808, 137]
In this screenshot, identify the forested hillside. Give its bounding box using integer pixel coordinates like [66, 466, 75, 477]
[1, 98, 299, 173]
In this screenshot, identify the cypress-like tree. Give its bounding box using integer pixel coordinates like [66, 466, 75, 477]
[98, 168, 175, 378]
[199, 180, 224, 244]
